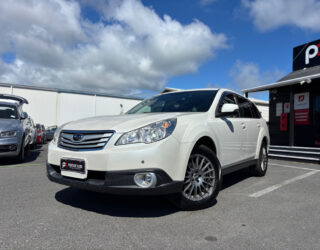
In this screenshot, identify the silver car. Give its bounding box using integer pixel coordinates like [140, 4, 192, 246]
[26, 117, 37, 149]
[0, 94, 30, 162]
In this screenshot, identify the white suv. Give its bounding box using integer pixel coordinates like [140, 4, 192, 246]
[47, 89, 269, 210]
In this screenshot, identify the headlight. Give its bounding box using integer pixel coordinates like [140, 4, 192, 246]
[0, 131, 18, 138]
[52, 127, 63, 145]
[51, 122, 71, 145]
[116, 118, 177, 146]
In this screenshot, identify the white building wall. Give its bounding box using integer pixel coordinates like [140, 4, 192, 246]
[0, 86, 12, 94]
[256, 105, 269, 122]
[12, 88, 58, 126]
[95, 96, 139, 116]
[0, 85, 141, 127]
[57, 93, 96, 125]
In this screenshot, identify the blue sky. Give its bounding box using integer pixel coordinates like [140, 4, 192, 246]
[139, 0, 320, 99]
[1, 0, 320, 100]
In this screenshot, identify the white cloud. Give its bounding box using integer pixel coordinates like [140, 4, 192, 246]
[0, 0, 227, 96]
[229, 60, 284, 90]
[242, 0, 320, 31]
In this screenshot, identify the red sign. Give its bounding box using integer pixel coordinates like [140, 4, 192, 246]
[280, 113, 288, 131]
[294, 109, 309, 125]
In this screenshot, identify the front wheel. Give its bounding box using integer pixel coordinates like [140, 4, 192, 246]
[17, 138, 25, 163]
[170, 145, 221, 210]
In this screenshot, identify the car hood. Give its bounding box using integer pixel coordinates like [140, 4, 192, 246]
[0, 119, 21, 132]
[63, 113, 197, 133]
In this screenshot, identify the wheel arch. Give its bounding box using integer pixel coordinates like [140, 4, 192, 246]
[255, 130, 269, 159]
[179, 135, 221, 180]
[192, 136, 217, 155]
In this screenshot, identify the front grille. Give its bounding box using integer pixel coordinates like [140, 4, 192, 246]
[58, 130, 114, 151]
[0, 145, 17, 152]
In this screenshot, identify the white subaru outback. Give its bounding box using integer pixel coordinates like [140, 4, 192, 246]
[47, 89, 269, 210]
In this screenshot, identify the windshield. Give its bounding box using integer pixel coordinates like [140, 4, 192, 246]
[127, 90, 218, 114]
[0, 104, 18, 119]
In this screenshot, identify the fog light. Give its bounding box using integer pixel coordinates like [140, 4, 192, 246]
[9, 145, 17, 151]
[134, 173, 157, 188]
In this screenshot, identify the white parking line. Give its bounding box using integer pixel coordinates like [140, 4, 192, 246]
[249, 170, 318, 198]
[269, 163, 320, 172]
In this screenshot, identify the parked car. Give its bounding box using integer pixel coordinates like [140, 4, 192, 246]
[26, 117, 37, 149]
[36, 124, 45, 144]
[46, 126, 57, 141]
[0, 94, 30, 162]
[41, 125, 47, 142]
[47, 89, 269, 210]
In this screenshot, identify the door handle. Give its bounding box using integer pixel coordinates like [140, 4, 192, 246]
[257, 123, 261, 128]
[241, 123, 246, 129]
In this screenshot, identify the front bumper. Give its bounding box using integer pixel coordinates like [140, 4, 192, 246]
[47, 162, 183, 195]
[0, 137, 20, 157]
[48, 133, 192, 181]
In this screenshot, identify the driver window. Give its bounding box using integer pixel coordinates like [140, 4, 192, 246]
[217, 93, 239, 118]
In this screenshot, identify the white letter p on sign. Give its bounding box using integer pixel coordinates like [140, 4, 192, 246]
[305, 45, 318, 65]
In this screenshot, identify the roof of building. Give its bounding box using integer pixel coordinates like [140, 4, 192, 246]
[242, 66, 320, 94]
[0, 82, 143, 101]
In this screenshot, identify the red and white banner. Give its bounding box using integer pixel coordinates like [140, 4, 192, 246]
[294, 92, 309, 110]
[294, 92, 310, 125]
[294, 109, 309, 125]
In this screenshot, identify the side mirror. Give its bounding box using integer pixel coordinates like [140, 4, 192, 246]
[219, 103, 239, 117]
[21, 112, 28, 119]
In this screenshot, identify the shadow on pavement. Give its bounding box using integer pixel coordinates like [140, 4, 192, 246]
[55, 187, 179, 218]
[54, 170, 251, 217]
[221, 169, 252, 190]
[0, 144, 45, 166]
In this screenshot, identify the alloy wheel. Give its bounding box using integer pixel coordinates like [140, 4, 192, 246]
[182, 154, 216, 201]
[261, 147, 268, 171]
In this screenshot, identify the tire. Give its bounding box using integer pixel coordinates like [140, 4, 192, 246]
[17, 136, 25, 163]
[169, 145, 221, 210]
[250, 142, 268, 177]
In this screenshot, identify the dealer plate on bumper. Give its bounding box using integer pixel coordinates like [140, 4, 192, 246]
[60, 158, 87, 179]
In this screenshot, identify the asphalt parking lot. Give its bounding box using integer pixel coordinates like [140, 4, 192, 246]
[1, 145, 320, 249]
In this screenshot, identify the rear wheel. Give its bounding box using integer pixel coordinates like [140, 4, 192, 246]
[170, 145, 221, 210]
[250, 142, 268, 177]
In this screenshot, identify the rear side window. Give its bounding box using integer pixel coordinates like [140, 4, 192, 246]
[237, 96, 253, 118]
[249, 102, 262, 119]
